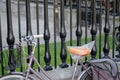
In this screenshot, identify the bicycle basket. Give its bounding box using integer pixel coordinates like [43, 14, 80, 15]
[0, 44, 26, 70]
[89, 59, 120, 80]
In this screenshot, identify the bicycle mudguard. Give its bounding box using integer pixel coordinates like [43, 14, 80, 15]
[88, 58, 118, 78]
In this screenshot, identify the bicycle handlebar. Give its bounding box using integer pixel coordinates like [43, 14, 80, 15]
[21, 34, 43, 43]
[33, 34, 43, 39]
[20, 35, 43, 54]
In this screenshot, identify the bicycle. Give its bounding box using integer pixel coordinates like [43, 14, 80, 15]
[0, 35, 119, 80]
[68, 42, 120, 80]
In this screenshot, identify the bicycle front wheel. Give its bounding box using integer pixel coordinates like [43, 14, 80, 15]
[0, 73, 34, 80]
[77, 67, 92, 80]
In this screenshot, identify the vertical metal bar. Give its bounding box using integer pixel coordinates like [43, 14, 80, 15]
[25, 0, 33, 69]
[96, 1, 100, 28]
[6, 0, 15, 72]
[54, 0, 57, 68]
[90, 0, 97, 59]
[112, 0, 116, 58]
[76, 0, 82, 46]
[54, 0, 59, 69]
[64, 0, 67, 6]
[103, 0, 110, 58]
[59, 0, 68, 68]
[18, 0, 21, 44]
[44, 0, 52, 71]
[116, 0, 119, 14]
[0, 14, 4, 75]
[70, 0, 73, 66]
[36, 0, 40, 71]
[85, 0, 88, 44]
[84, 0, 88, 61]
[119, 1, 120, 28]
[26, 0, 32, 36]
[118, 1, 120, 54]
[17, 0, 22, 72]
[18, 0, 21, 41]
[26, 0, 32, 55]
[99, 0, 102, 59]
[72, 0, 76, 7]
[118, 2, 120, 25]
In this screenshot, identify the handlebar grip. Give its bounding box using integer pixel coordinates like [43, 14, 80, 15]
[33, 34, 43, 38]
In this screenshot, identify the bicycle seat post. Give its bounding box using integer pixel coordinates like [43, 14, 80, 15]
[72, 57, 80, 80]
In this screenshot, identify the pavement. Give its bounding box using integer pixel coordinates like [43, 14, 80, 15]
[30, 66, 81, 80]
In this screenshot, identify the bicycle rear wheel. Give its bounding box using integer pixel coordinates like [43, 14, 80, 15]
[0, 73, 34, 80]
[77, 67, 92, 80]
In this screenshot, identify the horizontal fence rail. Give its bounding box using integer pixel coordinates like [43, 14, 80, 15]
[0, 0, 120, 76]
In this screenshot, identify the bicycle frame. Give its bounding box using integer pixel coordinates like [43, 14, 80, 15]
[22, 36, 94, 80]
[24, 42, 81, 80]
[25, 53, 89, 80]
[25, 43, 52, 80]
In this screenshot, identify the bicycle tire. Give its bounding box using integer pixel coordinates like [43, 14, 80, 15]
[0, 73, 34, 80]
[77, 67, 92, 80]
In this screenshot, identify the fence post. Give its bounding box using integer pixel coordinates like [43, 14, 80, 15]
[6, 0, 15, 72]
[44, 0, 52, 71]
[26, 0, 32, 36]
[25, 0, 33, 68]
[76, 0, 82, 46]
[0, 14, 4, 75]
[59, 0, 68, 68]
[103, 0, 110, 58]
[69, 0, 73, 66]
[17, 0, 23, 72]
[90, 0, 97, 59]
[36, 0, 41, 71]
[98, 0, 103, 58]
[54, 0, 59, 68]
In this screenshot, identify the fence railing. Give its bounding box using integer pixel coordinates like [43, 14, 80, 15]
[0, 0, 120, 75]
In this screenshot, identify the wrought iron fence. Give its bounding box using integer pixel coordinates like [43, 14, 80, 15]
[0, 0, 120, 75]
